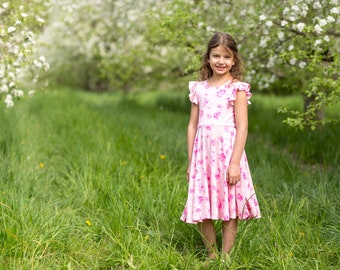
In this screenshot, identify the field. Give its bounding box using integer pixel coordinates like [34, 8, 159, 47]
[0, 88, 339, 269]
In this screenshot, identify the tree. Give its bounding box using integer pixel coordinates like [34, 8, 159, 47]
[0, 0, 49, 108]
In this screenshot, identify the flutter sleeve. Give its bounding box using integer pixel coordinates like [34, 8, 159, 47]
[188, 81, 199, 105]
[229, 81, 252, 105]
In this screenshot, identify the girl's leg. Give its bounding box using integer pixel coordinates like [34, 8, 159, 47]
[197, 219, 217, 259]
[222, 219, 238, 254]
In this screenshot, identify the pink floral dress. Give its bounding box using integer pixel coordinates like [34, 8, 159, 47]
[180, 80, 261, 224]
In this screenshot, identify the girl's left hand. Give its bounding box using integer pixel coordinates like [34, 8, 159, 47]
[227, 163, 241, 185]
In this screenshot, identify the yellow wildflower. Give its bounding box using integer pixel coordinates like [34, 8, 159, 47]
[39, 162, 44, 168]
[85, 220, 92, 226]
[160, 154, 166, 160]
[120, 161, 128, 166]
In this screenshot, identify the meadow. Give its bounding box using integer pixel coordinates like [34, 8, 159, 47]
[0, 88, 339, 269]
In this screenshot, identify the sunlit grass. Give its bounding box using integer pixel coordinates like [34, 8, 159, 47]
[0, 88, 339, 269]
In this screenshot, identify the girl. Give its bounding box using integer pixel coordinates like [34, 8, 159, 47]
[180, 32, 261, 259]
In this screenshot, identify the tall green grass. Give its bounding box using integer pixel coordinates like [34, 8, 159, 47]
[0, 88, 339, 269]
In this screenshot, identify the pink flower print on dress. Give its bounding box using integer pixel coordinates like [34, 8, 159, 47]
[228, 194, 234, 201]
[213, 112, 221, 119]
[217, 89, 226, 97]
[223, 215, 230, 220]
[198, 196, 204, 204]
[195, 208, 201, 212]
[236, 194, 243, 201]
[219, 153, 226, 162]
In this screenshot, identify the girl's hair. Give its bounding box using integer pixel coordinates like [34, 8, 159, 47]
[200, 32, 244, 81]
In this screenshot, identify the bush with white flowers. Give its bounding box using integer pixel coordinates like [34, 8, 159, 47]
[0, 0, 49, 108]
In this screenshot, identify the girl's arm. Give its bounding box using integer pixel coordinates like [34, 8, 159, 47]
[228, 90, 248, 185]
[187, 103, 199, 181]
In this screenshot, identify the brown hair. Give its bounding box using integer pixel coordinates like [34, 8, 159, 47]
[199, 32, 244, 81]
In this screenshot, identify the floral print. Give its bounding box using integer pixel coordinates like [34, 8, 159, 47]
[181, 80, 261, 224]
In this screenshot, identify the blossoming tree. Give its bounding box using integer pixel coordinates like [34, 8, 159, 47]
[0, 0, 49, 108]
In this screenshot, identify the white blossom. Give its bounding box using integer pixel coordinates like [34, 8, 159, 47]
[21, 13, 28, 18]
[265, 21, 273, 27]
[330, 7, 339, 14]
[34, 60, 42, 68]
[283, 7, 290, 16]
[288, 45, 294, 51]
[319, 19, 327, 27]
[8, 26, 16, 34]
[259, 15, 267, 21]
[281, 20, 288, 27]
[299, 62, 307, 69]
[326, 15, 335, 23]
[291, 5, 299, 12]
[12, 89, 24, 98]
[0, 85, 9, 93]
[278, 31, 285, 40]
[36, 17, 45, 23]
[324, 35, 330, 42]
[312, 1, 321, 9]
[290, 58, 297, 65]
[259, 37, 268, 48]
[314, 39, 322, 47]
[296, 22, 305, 32]
[314, 24, 323, 34]
[4, 94, 14, 108]
[2, 2, 9, 9]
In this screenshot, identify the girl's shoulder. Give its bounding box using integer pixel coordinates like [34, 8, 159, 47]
[230, 80, 250, 90]
[189, 80, 207, 90]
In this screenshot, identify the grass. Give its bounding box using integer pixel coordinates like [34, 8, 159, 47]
[0, 88, 339, 269]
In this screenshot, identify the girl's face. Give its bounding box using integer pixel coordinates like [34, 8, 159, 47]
[208, 45, 235, 77]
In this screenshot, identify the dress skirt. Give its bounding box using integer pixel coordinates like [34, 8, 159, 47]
[180, 125, 261, 224]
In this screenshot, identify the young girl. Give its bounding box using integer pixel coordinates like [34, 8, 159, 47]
[180, 32, 261, 259]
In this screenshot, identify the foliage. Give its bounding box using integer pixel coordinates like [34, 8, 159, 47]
[41, 0, 169, 92]
[150, 0, 340, 129]
[0, 89, 339, 269]
[0, 0, 49, 107]
[2, 0, 340, 128]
